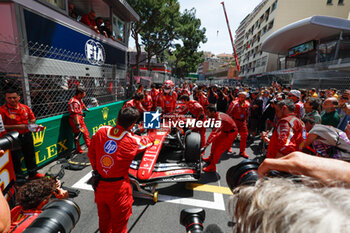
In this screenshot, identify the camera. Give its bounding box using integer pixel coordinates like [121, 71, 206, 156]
[180, 208, 205, 233]
[226, 159, 300, 191]
[0, 131, 20, 151]
[22, 199, 80, 233]
[226, 159, 259, 191]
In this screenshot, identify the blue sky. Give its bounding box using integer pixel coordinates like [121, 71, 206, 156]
[128, 0, 262, 55]
[178, 0, 262, 54]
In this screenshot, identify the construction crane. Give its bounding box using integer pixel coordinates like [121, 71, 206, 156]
[221, 1, 240, 74]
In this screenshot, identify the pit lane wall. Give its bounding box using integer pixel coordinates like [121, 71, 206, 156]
[31, 100, 125, 167]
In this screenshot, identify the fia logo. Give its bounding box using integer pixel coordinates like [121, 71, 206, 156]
[143, 110, 161, 129]
[85, 39, 105, 65]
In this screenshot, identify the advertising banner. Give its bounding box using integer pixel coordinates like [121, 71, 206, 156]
[33, 101, 125, 167]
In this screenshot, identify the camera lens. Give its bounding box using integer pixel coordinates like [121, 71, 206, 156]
[180, 208, 205, 233]
[226, 159, 259, 191]
[22, 199, 80, 233]
[0, 131, 20, 151]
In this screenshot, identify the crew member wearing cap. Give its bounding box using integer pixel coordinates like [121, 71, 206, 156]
[0, 89, 44, 179]
[156, 80, 177, 114]
[203, 105, 238, 172]
[68, 87, 90, 154]
[288, 90, 305, 119]
[87, 98, 99, 108]
[227, 92, 250, 158]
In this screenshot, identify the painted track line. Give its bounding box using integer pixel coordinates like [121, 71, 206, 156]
[72, 171, 226, 211]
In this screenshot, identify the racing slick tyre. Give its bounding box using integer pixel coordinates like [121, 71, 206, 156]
[184, 132, 201, 163]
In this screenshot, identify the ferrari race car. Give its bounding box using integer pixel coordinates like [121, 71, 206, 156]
[129, 105, 202, 202]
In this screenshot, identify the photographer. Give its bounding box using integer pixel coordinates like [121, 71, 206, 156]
[231, 176, 350, 233]
[227, 151, 350, 233]
[258, 152, 350, 187]
[10, 177, 68, 232]
[0, 150, 10, 233]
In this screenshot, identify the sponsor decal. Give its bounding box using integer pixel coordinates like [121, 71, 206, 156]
[153, 139, 160, 145]
[33, 127, 46, 147]
[165, 170, 186, 176]
[100, 155, 114, 168]
[102, 107, 109, 120]
[104, 140, 117, 154]
[85, 39, 105, 65]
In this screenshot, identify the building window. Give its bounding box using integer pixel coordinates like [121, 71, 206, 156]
[327, 0, 333, 4]
[271, 1, 278, 12]
[338, 0, 344, 4]
[112, 14, 125, 42]
[40, 0, 66, 10]
[267, 20, 274, 31]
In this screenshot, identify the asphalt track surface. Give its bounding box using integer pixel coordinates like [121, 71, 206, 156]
[38, 130, 264, 233]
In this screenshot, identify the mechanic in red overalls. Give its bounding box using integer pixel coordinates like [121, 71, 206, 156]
[0, 89, 44, 179]
[156, 80, 178, 114]
[150, 84, 159, 110]
[262, 99, 306, 158]
[178, 82, 191, 97]
[197, 90, 209, 111]
[142, 89, 153, 112]
[227, 92, 250, 158]
[68, 87, 90, 154]
[179, 95, 206, 148]
[202, 105, 238, 172]
[88, 107, 156, 233]
[123, 92, 147, 115]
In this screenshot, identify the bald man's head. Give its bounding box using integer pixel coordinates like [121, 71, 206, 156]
[322, 97, 338, 113]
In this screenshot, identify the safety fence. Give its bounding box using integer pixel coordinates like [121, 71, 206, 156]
[0, 34, 128, 119]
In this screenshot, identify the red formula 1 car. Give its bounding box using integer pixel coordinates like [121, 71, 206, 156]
[129, 108, 202, 202]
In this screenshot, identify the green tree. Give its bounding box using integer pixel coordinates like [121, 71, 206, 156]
[129, 0, 180, 73]
[170, 8, 207, 78]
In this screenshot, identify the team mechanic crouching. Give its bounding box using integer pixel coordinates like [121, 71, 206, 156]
[262, 99, 306, 158]
[88, 107, 156, 233]
[202, 105, 238, 172]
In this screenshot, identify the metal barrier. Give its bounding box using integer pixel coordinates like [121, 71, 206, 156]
[0, 34, 127, 119]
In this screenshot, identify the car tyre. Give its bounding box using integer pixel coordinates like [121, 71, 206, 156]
[184, 132, 201, 163]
